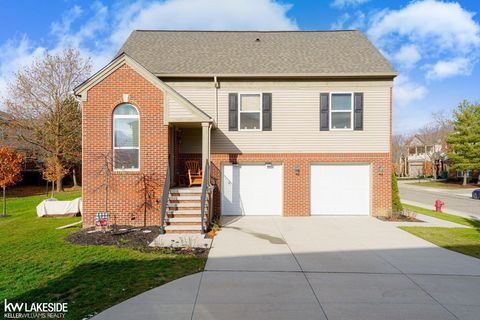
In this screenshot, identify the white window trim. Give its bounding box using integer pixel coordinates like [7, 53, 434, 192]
[329, 92, 354, 131]
[113, 104, 140, 172]
[238, 92, 263, 132]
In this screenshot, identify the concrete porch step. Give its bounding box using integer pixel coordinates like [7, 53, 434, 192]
[169, 187, 202, 194]
[168, 202, 202, 209]
[167, 217, 203, 226]
[164, 224, 204, 234]
[167, 212, 205, 218]
[168, 195, 201, 201]
[167, 209, 201, 215]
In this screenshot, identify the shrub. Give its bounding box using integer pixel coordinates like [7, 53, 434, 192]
[392, 172, 403, 213]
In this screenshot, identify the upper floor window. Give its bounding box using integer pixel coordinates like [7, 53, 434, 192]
[330, 93, 353, 130]
[113, 104, 139, 170]
[239, 93, 261, 131]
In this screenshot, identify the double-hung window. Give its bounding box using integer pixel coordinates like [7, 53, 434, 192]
[239, 93, 262, 131]
[330, 93, 353, 130]
[113, 103, 140, 170]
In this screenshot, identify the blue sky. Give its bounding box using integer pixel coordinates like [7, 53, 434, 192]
[1, 0, 479, 134]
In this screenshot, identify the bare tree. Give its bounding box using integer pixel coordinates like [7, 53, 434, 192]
[392, 134, 407, 176]
[137, 173, 160, 227]
[3, 48, 91, 192]
[416, 112, 453, 179]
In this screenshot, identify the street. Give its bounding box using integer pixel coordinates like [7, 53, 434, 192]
[399, 181, 480, 219]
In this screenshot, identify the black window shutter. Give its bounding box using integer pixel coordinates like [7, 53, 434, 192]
[354, 92, 364, 131]
[320, 93, 329, 131]
[228, 93, 238, 131]
[262, 93, 272, 131]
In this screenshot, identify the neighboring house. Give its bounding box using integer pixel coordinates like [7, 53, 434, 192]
[400, 135, 447, 178]
[0, 111, 44, 181]
[75, 30, 397, 232]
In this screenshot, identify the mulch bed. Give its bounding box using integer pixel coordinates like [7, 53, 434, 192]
[65, 225, 208, 257]
[377, 215, 423, 222]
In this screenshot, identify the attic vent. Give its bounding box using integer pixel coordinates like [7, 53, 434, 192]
[255, 38, 260, 42]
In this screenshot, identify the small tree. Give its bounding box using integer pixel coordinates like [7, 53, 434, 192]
[391, 172, 403, 214]
[447, 100, 480, 185]
[0, 147, 23, 217]
[137, 173, 160, 227]
[43, 156, 69, 198]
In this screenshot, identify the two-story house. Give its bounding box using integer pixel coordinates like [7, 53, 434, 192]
[400, 135, 448, 178]
[75, 30, 397, 233]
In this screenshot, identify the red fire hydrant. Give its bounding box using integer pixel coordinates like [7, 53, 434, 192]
[435, 199, 444, 213]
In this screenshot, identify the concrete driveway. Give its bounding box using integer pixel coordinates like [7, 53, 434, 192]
[94, 216, 480, 320]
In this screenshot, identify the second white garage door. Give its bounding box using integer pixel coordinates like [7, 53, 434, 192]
[310, 164, 371, 215]
[221, 164, 283, 215]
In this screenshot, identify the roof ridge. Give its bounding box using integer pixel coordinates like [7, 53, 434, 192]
[132, 29, 359, 33]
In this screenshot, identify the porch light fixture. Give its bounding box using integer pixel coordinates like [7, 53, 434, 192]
[378, 165, 384, 175]
[294, 165, 300, 175]
[265, 162, 273, 168]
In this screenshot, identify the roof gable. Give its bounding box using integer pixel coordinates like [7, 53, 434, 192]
[74, 54, 211, 123]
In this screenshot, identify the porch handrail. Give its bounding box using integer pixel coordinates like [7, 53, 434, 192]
[160, 164, 170, 234]
[200, 161, 210, 233]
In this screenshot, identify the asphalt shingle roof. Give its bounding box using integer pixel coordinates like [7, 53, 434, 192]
[118, 30, 397, 77]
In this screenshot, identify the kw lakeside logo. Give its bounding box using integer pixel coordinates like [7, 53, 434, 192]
[3, 299, 68, 319]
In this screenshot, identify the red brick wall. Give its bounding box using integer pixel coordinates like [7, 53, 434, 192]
[82, 64, 168, 227]
[180, 152, 392, 218]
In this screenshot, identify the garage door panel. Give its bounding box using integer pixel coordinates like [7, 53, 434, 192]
[222, 164, 283, 216]
[311, 164, 370, 215]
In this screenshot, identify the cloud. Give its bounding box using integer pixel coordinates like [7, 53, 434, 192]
[393, 75, 427, 107]
[393, 44, 421, 69]
[426, 57, 473, 79]
[368, 0, 480, 53]
[0, 37, 46, 102]
[331, 11, 365, 30]
[331, 0, 369, 9]
[0, 0, 297, 103]
[364, 0, 480, 128]
[331, 13, 350, 30]
[110, 0, 297, 47]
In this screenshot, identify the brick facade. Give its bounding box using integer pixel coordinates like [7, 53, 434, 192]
[82, 64, 169, 227]
[82, 64, 392, 227]
[178, 152, 392, 218]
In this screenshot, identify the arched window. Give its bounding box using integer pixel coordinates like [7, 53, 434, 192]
[113, 104, 139, 170]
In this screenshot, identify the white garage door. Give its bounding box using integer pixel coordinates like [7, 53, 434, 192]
[310, 164, 370, 215]
[222, 164, 283, 215]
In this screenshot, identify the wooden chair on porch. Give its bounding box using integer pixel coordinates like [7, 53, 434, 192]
[185, 160, 202, 187]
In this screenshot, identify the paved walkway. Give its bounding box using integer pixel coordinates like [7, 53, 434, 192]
[93, 216, 480, 320]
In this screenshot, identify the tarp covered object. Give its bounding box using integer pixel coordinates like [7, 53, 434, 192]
[36, 198, 82, 217]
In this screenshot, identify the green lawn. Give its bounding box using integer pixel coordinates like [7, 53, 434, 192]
[400, 204, 480, 260]
[403, 203, 480, 228]
[0, 191, 205, 319]
[400, 227, 480, 259]
[407, 181, 477, 189]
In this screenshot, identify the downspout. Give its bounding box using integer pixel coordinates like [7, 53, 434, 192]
[214, 76, 219, 124]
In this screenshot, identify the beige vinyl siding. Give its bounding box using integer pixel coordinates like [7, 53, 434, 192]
[167, 80, 392, 153]
[166, 95, 195, 120]
[166, 82, 216, 120]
